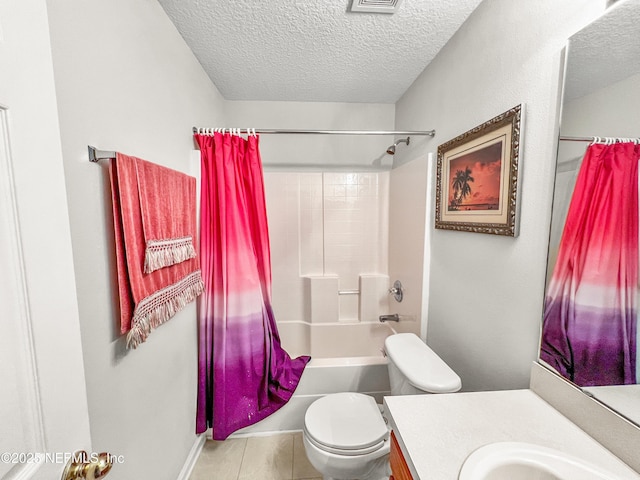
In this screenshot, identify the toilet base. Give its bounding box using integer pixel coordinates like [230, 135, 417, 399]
[321, 454, 391, 480]
[303, 432, 391, 480]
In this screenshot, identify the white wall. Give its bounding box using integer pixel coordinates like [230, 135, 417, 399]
[561, 71, 640, 160]
[394, 0, 607, 391]
[46, 1, 225, 478]
[225, 101, 395, 169]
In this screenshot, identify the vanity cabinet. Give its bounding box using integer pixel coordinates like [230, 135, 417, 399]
[389, 431, 413, 480]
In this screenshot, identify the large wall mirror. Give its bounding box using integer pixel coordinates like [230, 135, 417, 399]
[541, 0, 640, 425]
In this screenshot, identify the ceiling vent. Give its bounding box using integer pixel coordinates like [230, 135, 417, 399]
[349, 0, 403, 14]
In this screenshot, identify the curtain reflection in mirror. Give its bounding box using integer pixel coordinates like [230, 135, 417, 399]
[541, 141, 640, 386]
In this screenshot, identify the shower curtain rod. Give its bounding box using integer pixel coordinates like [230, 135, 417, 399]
[559, 135, 639, 142]
[88, 126, 437, 162]
[559, 136, 593, 142]
[192, 127, 436, 136]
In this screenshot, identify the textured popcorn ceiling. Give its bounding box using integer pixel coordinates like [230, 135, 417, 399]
[565, 0, 640, 100]
[157, 0, 483, 103]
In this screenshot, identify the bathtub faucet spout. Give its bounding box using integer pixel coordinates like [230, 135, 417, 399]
[379, 314, 400, 323]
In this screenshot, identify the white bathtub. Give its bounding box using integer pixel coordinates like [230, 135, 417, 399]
[232, 321, 393, 436]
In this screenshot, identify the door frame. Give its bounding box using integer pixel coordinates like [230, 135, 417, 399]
[0, 1, 91, 478]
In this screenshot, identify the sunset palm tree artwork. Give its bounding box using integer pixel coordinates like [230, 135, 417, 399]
[450, 167, 474, 210]
[447, 141, 503, 212]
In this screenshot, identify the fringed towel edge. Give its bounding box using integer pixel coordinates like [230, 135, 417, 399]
[126, 270, 204, 349]
[144, 236, 197, 273]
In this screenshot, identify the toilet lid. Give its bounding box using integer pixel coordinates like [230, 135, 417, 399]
[304, 392, 388, 453]
[385, 333, 462, 393]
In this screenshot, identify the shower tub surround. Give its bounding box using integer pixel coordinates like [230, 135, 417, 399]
[264, 171, 390, 323]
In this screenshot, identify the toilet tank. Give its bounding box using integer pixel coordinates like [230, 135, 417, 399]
[384, 333, 461, 395]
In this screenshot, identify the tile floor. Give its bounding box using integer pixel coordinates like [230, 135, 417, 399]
[189, 432, 322, 480]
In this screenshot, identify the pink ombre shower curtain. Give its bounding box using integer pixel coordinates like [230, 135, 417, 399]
[195, 132, 310, 439]
[541, 142, 640, 386]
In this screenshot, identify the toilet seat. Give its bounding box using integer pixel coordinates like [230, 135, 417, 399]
[304, 428, 386, 456]
[304, 392, 388, 456]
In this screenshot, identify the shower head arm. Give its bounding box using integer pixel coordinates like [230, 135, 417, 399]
[386, 136, 410, 155]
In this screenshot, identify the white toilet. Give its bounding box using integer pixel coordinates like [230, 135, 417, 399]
[302, 333, 461, 480]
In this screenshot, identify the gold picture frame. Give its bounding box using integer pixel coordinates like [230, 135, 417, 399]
[435, 104, 523, 237]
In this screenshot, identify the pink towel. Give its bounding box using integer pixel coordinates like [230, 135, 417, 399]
[110, 153, 204, 348]
[136, 158, 198, 273]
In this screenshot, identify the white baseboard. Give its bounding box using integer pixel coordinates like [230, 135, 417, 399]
[176, 434, 206, 480]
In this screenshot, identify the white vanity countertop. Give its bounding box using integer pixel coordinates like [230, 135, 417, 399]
[384, 389, 639, 479]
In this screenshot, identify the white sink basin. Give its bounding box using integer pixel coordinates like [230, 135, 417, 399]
[458, 442, 631, 480]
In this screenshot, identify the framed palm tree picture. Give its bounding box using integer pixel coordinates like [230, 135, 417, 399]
[435, 104, 523, 236]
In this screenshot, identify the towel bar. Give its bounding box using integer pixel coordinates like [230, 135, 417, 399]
[88, 145, 116, 162]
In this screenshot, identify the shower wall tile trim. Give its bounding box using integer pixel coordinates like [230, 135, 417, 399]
[264, 172, 390, 324]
